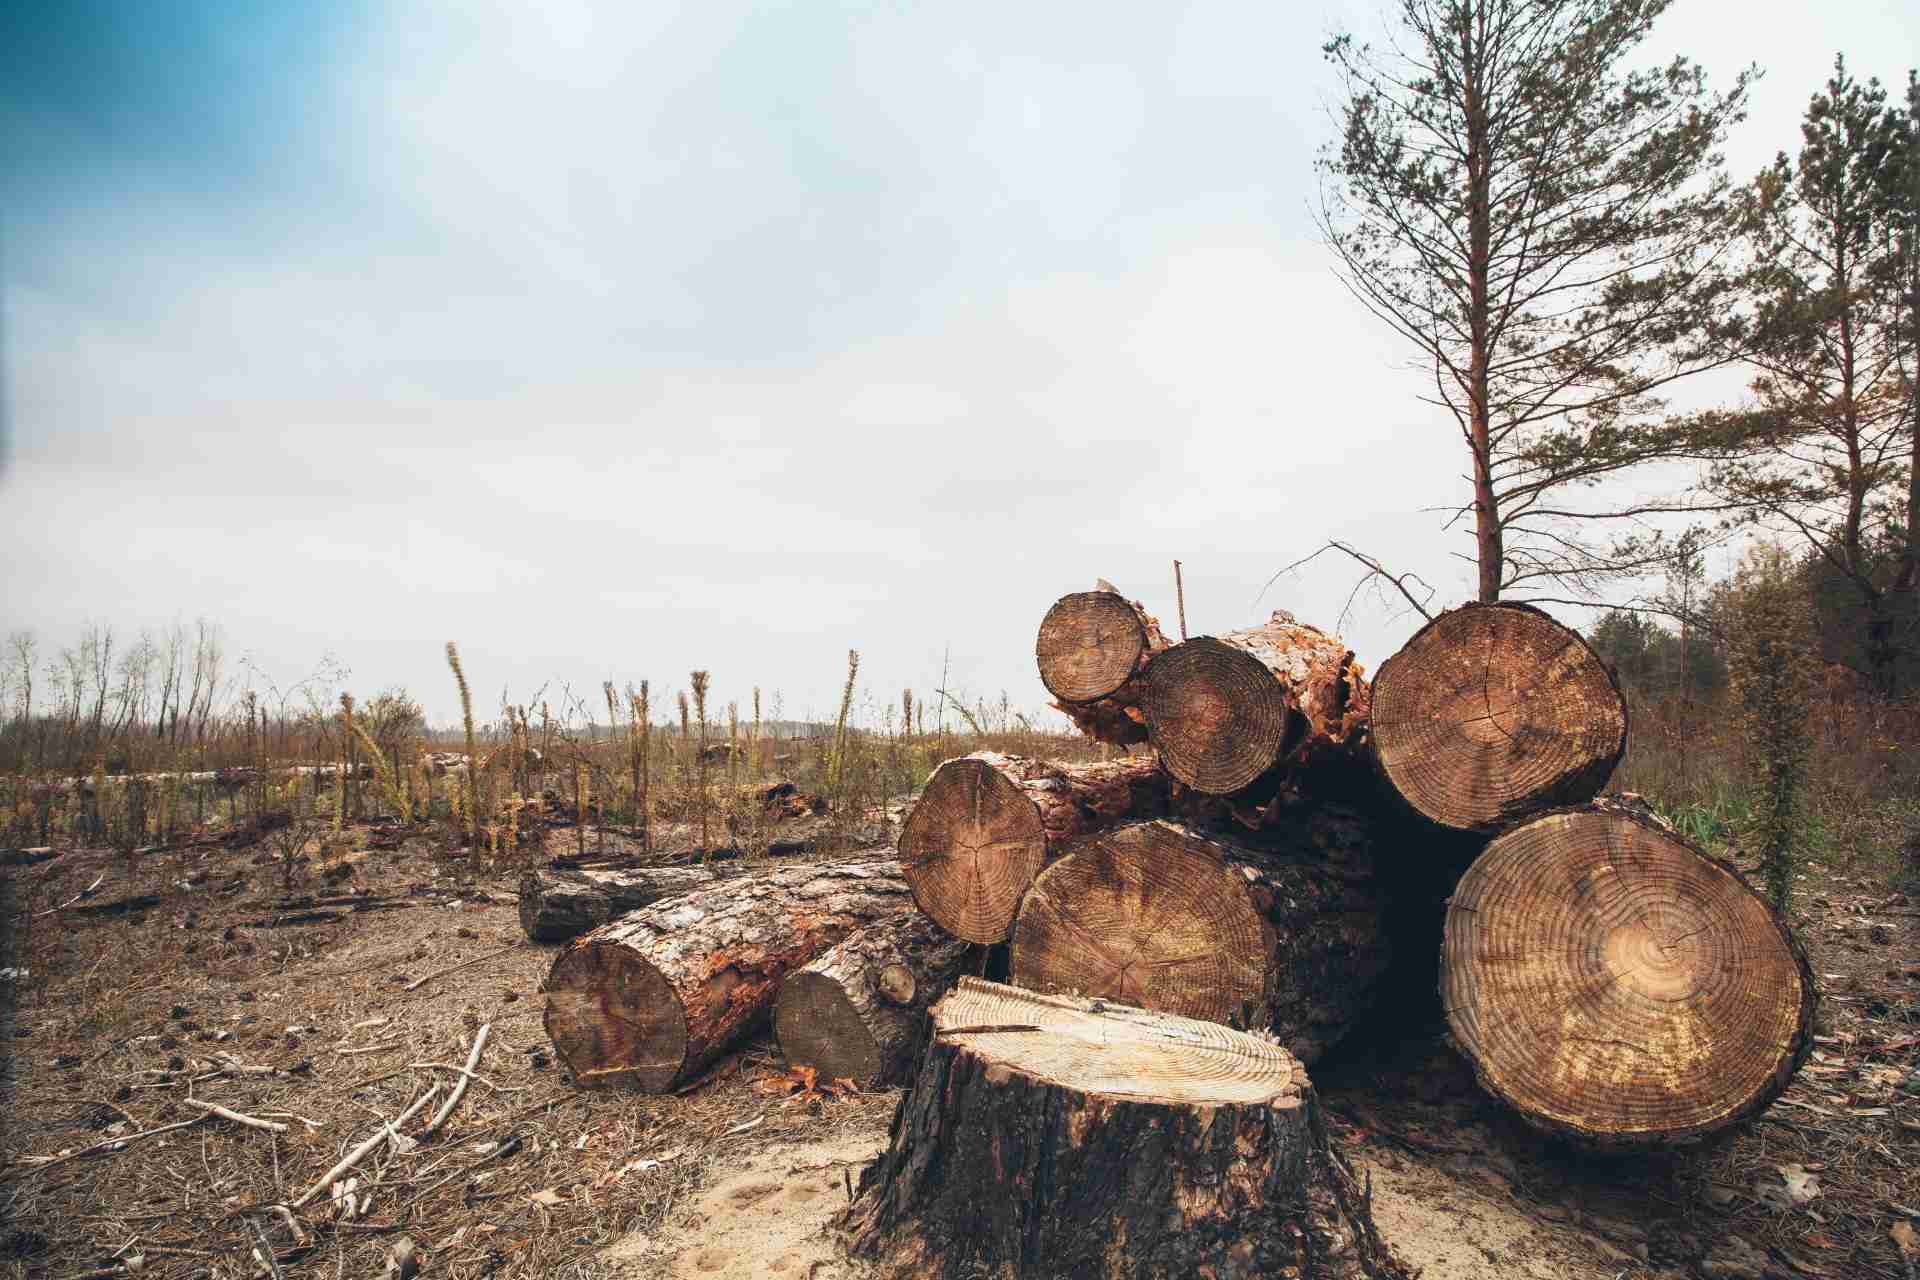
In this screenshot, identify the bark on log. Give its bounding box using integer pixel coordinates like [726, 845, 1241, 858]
[1370, 602, 1626, 831]
[517, 865, 739, 942]
[898, 752, 1169, 944]
[1035, 583, 1173, 746]
[1009, 815, 1388, 1064]
[542, 858, 912, 1092]
[1443, 805, 1815, 1148]
[843, 978, 1408, 1280]
[773, 911, 971, 1087]
[1142, 612, 1370, 795]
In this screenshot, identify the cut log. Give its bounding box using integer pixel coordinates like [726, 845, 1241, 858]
[898, 752, 1168, 944]
[843, 978, 1408, 1280]
[1443, 805, 1816, 1148]
[773, 911, 971, 1087]
[1142, 611, 1370, 795]
[1371, 602, 1626, 831]
[1035, 583, 1172, 746]
[542, 858, 911, 1092]
[1010, 815, 1387, 1064]
[517, 865, 739, 943]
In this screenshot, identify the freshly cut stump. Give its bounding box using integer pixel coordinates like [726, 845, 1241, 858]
[1443, 806, 1815, 1147]
[1010, 817, 1387, 1064]
[844, 978, 1406, 1280]
[1035, 583, 1172, 746]
[1371, 602, 1625, 831]
[774, 911, 971, 1087]
[518, 865, 736, 942]
[899, 752, 1168, 943]
[543, 859, 910, 1092]
[1143, 612, 1370, 795]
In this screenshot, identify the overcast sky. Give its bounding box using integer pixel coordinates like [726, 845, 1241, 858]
[3, 1, 1916, 727]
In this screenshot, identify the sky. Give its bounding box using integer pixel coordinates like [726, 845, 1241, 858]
[3, 0, 1917, 728]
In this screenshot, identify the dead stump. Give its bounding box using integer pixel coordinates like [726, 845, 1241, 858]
[842, 978, 1408, 1280]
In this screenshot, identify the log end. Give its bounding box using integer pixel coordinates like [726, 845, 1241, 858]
[1372, 602, 1627, 831]
[900, 758, 1048, 943]
[543, 943, 687, 1092]
[1143, 637, 1297, 794]
[1443, 806, 1815, 1147]
[1011, 821, 1269, 1027]
[1036, 590, 1150, 704]
[775, 971, 885, 1086]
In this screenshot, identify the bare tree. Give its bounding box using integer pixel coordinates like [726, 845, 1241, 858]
[1318, 0, 1753, 603]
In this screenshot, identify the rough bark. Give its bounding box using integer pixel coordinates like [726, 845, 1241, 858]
[773, 911, 971, 1087]
[898, 752, 1169, 944]
[543, 858, 911, 1092]
[1443, 805, 1816, 1148]
[517, 865, 739, 943]
[1010, 815, 1388, 1064]
[1035, 583, 1173, 746]
[1142, 612, 1370, 795]
[1370, 602, 1626, 832]
[843, 978, 1408, 1280]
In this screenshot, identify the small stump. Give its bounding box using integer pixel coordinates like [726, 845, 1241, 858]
[843, 978, 1406, 1280]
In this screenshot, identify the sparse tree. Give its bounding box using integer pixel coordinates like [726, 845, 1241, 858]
[1318, 0, 1753, 603]
[1707, 58, 1918, 696]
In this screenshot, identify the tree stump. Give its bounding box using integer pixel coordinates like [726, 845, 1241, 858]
[843, 978, 1407, 1280]
[1035, 584, 1173, 746]
[898, 752, 1168, 943]
[518, 865, 737, 942]
[1371, 603, 1626, 831]
[543, 859, 911, 1091]
[1009, 817, 1387, 1063]
[1142, 613, 1370, 795]
[1443, 805, 1816, 1147]
[774, 911, 971, 1087]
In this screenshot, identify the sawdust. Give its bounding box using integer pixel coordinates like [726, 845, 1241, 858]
[607, 1131, 885, 1279]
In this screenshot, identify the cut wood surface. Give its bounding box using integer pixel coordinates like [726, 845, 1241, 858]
[773, 911, 971, 1087]
[843, 978, 1407, 1280]
[517, 865, 738, 942]
[1142, 611, 1370, 795]
[543, 858, 911, 1092]
[1010, 814, 1388, 1064]
[1443, 805, 1815, 1148]
[1371, 602, 1626, 831]
[897, 751, 1169, 944]
[1034, 583, 1172, 746]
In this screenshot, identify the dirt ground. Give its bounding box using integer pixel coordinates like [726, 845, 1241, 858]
[2, 817, 1915, 1280]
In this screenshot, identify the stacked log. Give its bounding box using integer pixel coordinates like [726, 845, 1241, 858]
[897, 752, 1168, 943]
[1441, 804, 1815, 1147]
[1034, 582, 1173, 745]
[518, 865, 740, 942]
[1008, 812, 1387, 1065]
[843, 979, 1408, 1280]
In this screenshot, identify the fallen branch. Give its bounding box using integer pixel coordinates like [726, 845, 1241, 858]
[289, 1086, 440, 1209]
[34, 873, 105, 917]
[403, 945, 519, 993]
[184, 1098, 290, 1133]
[408, 1061, 516, 1092]
[420, 1025, 490, 1136]
[0, 1114, 208, 1181]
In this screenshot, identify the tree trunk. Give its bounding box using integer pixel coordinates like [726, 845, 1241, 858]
[898, 752, 1169, 944]
[1369, 602, 1626, 832]
[1140, 613, 1370, 795]
[843, 978, 1408, 1280]
[1009, 815, 1387, 1065]
[517, 865, 740, 942]
[543, 859, 911, 1092]
[1035, 583, 1173, 746]
[1443, 804, 1816, 1148]
[774, 911, 971, 1087]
